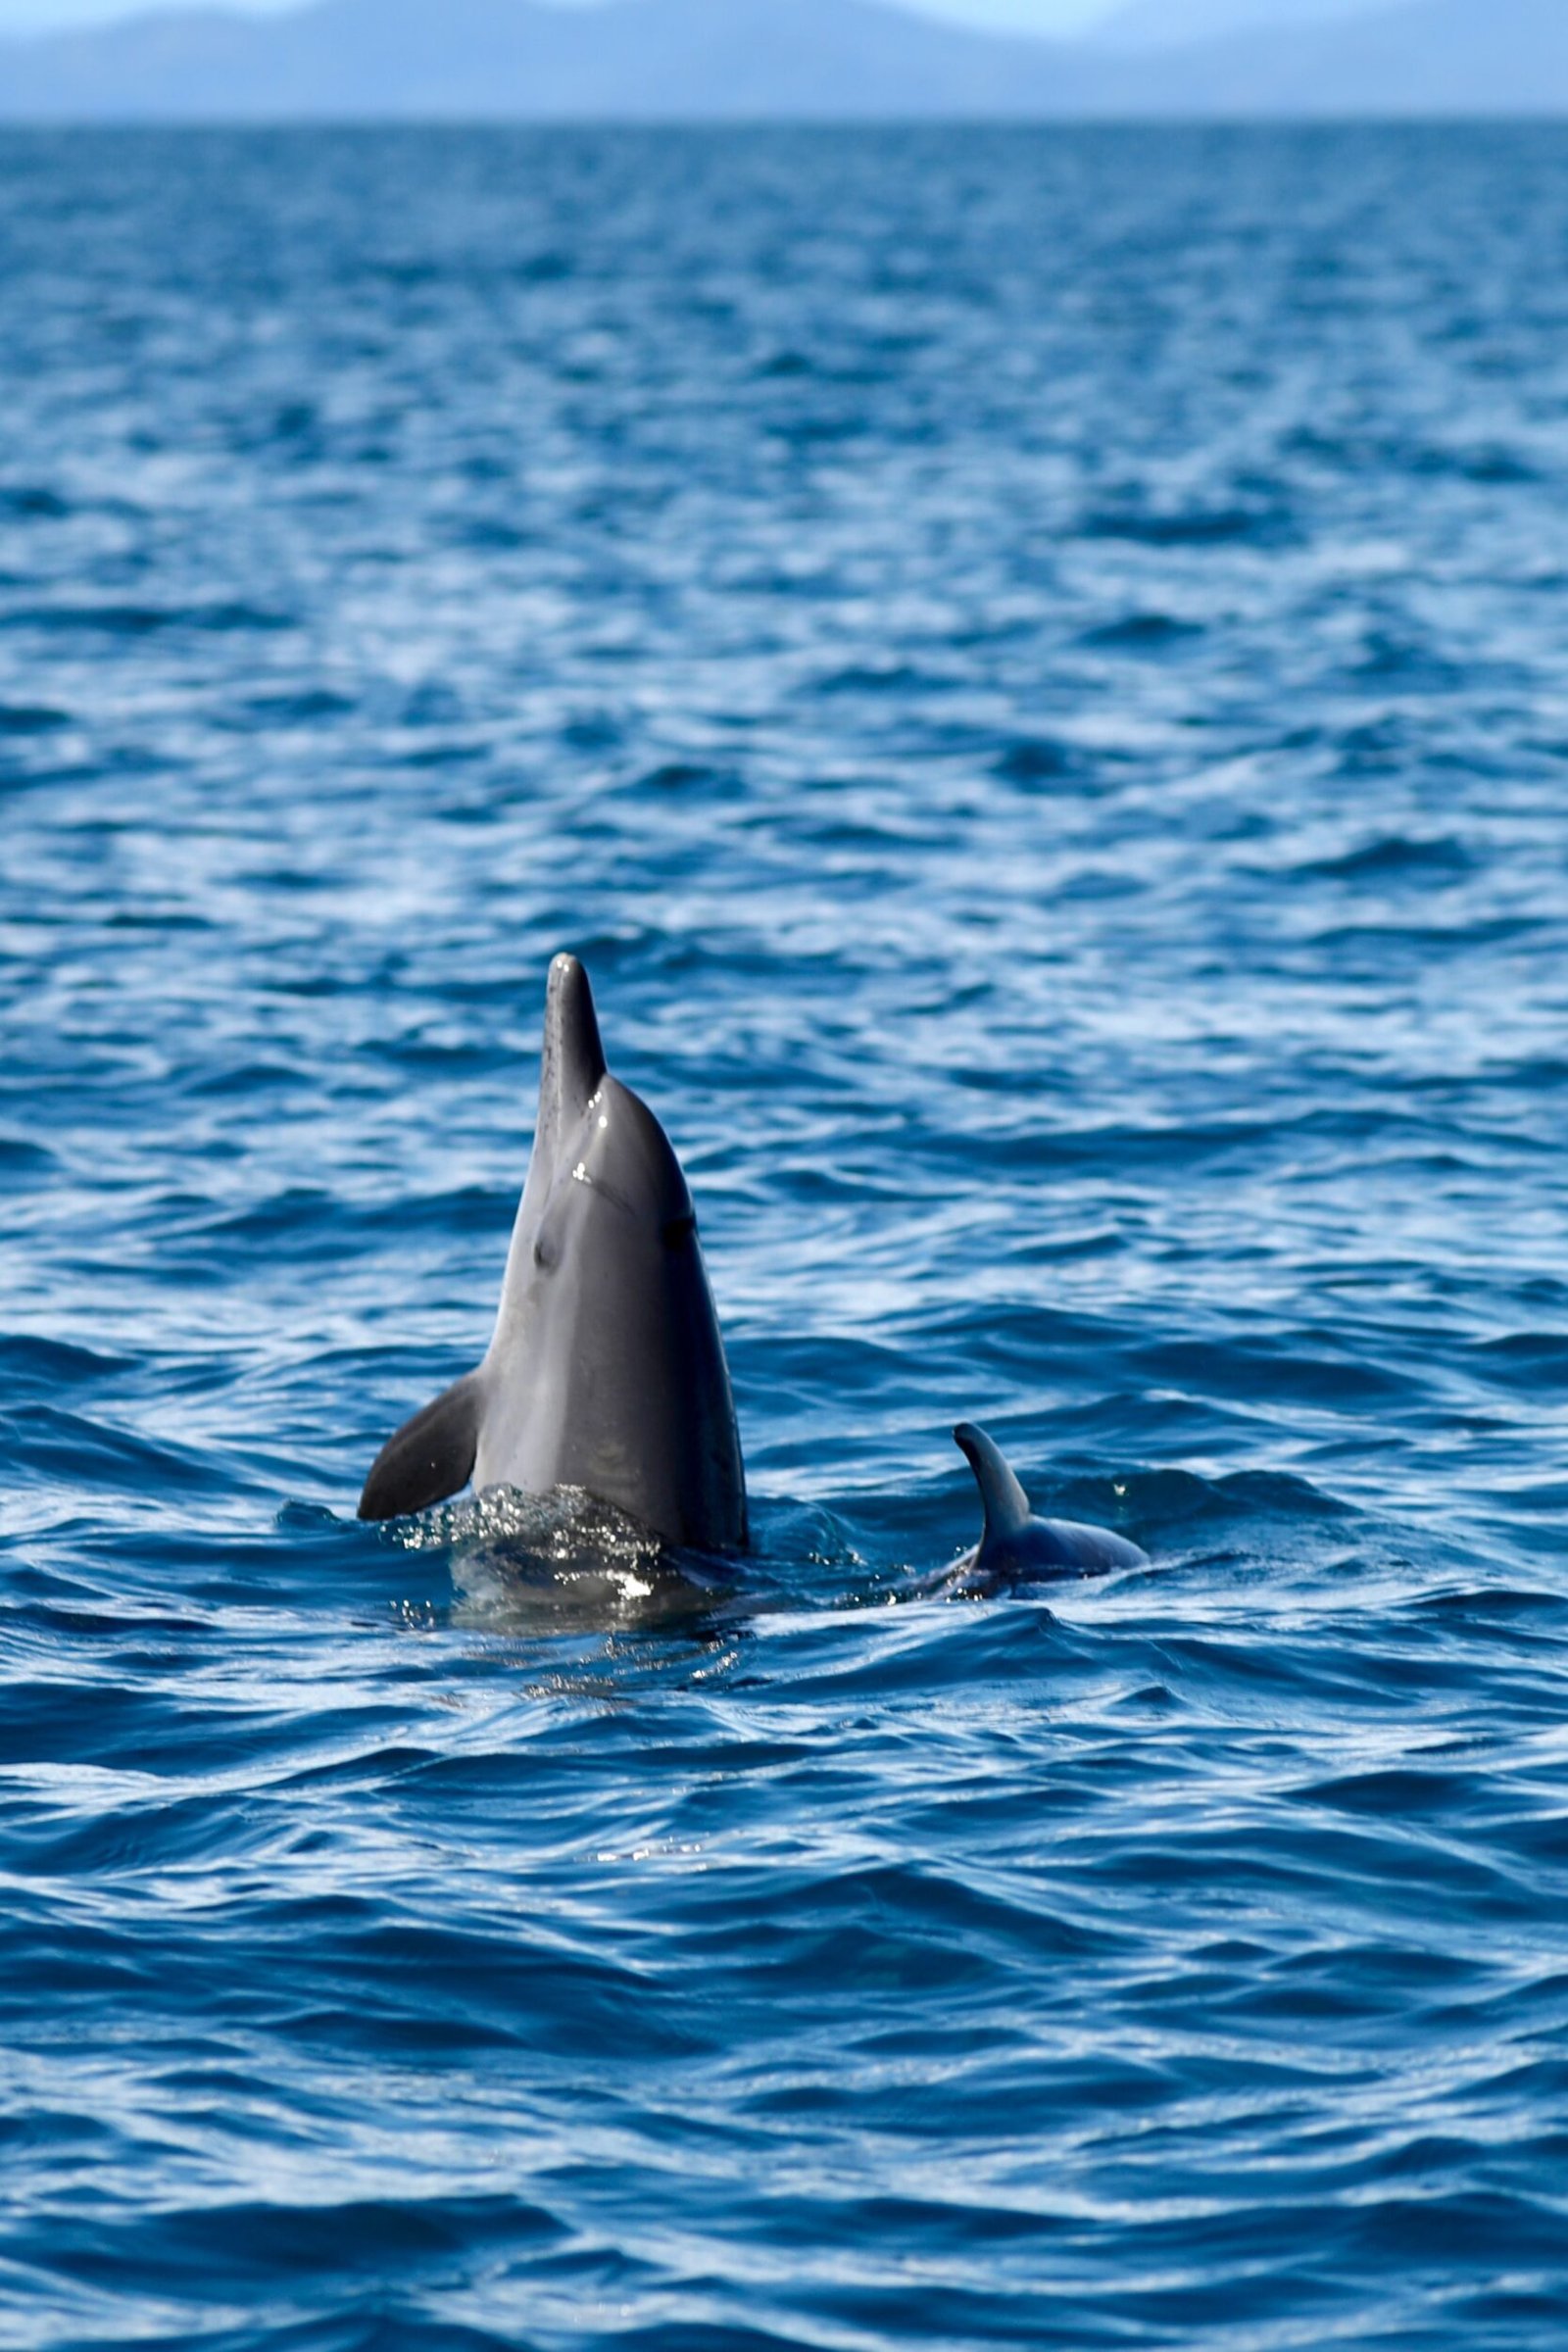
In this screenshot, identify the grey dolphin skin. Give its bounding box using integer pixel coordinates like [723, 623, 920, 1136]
[359, 955, 748, 1551]
[954, 1422, 1148, 1584]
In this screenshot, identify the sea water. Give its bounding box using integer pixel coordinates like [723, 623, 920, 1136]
[3, 125, 1568, 2349]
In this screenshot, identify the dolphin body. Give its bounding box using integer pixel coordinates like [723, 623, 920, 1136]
[359, 955, 748, 1552]
[951, 1422, 1147, 1588]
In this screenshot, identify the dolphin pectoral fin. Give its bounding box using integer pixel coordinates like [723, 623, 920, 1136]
[358, 1371, 483, 1522]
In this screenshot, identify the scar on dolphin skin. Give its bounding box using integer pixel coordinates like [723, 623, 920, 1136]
[359, 954, 748, 1554]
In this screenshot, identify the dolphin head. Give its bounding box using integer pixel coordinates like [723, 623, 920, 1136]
[518, 952, 697, 1281]
[359, 954, 746, 1548]
[476, 956, 748, 1551]
[532, 951, 606, 1159]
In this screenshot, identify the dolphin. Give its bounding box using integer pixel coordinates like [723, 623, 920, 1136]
[359, 954, 748, 1552]
[951, 1422, 1148, 1587]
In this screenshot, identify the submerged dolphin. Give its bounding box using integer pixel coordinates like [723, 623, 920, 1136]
[952, 1422, 1148, 1586]
[359, 955, 748, 1551]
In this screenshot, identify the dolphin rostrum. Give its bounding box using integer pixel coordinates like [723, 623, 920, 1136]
[359, 955, 748, 1551]
[953, 1422, 1147, 1585]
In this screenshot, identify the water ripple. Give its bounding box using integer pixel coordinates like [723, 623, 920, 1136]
[2, 122, 1568, 2351]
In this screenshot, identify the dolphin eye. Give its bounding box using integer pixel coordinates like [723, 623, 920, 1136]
[533, 1230, 559, 1271]
[662, 1213, 697, 1251]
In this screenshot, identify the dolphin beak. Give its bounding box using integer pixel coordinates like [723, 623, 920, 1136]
[541, 953, 609, 1126]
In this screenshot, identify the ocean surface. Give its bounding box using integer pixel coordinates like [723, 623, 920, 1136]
[2, 123, 1568, 2350]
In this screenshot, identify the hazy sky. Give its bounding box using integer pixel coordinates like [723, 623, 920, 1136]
[0, 0, 1127, 35]
[0, 0, 1380, 37]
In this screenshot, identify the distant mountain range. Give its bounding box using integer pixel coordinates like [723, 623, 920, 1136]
[3, 0, 1567, 121]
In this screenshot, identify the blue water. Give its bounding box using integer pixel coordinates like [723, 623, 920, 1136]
[4, 122, 1568, 2349]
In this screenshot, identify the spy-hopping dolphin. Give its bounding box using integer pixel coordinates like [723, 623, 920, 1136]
[951, 1422, 1148, 1587]
[359, 955, 748, 1552]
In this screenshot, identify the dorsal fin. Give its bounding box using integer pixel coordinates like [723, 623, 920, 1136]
[955, 1422, 1033, 1543]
